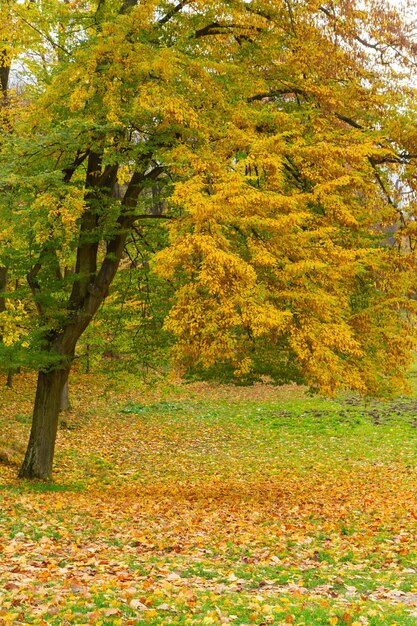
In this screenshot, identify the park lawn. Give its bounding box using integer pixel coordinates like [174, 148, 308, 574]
[2, 373, 417, 624]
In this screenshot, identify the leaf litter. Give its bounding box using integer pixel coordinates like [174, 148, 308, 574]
[2, 374, 417, 624]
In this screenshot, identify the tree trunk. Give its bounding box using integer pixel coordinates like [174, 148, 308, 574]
[6, 369, 14, 388]
[85, 343, 90, 374]
[18, 155, 162, 479]
[6, 367, 20, 388]
[60, 379, 71, 412]
[0, 267, 9, 387]
[0, 266, 6, 314]
[19, 367, 70, 479]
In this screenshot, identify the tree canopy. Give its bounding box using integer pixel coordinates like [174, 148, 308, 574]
[1, 0, 417, 477]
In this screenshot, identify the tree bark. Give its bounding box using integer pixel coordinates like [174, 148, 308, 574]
[19, 367, 70, 479]
[19, 158, 164, 479]
[0, 267, 9, 388]
[1, 50, 11, 382]
[6, 369, 14, 388]
[60, 379, 71, 412]
[0, 266, 6, 314]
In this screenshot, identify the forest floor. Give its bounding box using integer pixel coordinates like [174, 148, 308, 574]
[2, 372, 417, 624]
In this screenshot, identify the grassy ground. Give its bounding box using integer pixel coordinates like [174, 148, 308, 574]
[2, 372, 417, 624]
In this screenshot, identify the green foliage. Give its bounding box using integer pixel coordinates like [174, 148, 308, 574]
[1, 0, 417, 399]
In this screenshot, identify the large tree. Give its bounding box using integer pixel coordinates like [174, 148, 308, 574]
[1, 0, 417, 479]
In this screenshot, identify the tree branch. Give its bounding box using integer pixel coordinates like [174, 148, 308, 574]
[18, 16, 70, 56]
[195, 22, 260, 39]
[0, 266, 7, 315]
[158, 0, 191, 26]
[135, 214, 173, 220]
[27, 262, 44, 316]
[368, 157, 395, 206]
[334, 113, 363, 129]
[119, 0, 137, 14]
[248, 88, 306, 102]
[63, 150, 90, 184]
[122, 165, 166, 210]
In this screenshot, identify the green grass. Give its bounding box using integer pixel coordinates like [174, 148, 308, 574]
[3, 375, 417, 624]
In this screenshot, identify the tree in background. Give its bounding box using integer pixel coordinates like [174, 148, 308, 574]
[0, 0, 31, 387]
[1, 0, 417, 479]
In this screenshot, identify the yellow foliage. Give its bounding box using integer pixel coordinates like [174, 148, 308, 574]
[2, 0, 417, 397]
[0, 300, 27, 347]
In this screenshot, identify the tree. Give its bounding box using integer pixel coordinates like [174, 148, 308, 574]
[1, 0, 417, 479]
[0, 0, 24, 388]
[78, 216, 174, 378]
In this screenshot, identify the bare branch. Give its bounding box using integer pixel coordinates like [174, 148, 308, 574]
[18, 17, 70, 56]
